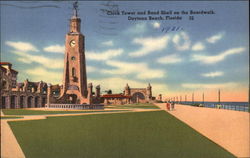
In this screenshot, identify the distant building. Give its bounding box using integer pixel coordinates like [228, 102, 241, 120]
[101, 83, 153, 105]
[101, 94, 131, 105]
[157, 94, 162, 102]
[0, 62, 18, 89]
[0, 62, 47, 109]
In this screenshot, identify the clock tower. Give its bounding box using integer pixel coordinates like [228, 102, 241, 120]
[60, 1, 88, 104]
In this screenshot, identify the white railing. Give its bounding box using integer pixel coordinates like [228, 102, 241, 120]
[46, 104, 104, 109]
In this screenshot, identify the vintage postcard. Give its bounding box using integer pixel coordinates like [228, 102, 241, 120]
[1, 1, 249, 158]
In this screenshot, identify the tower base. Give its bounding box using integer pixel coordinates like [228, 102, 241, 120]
[48, 93, 91, 105]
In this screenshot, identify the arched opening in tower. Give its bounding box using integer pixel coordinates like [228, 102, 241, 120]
[72, 67, 76, 77]
[68, 94, 77, 104]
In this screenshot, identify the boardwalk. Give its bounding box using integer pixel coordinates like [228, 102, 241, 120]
[155, 103, 250, 158]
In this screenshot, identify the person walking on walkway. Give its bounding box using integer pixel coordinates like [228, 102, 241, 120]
[166, 102, 170, 111]
[171, 102, 175, 110]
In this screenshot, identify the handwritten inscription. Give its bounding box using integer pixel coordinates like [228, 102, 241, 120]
[161, 26, 184, 33]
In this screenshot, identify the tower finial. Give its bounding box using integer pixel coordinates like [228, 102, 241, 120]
[73, 1, 79, 17]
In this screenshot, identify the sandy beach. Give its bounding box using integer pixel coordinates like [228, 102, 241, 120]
[155, 103, 250, 158]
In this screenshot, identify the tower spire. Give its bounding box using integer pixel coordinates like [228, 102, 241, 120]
[69, 0, 81, 33]
[73, 1, 79, 17]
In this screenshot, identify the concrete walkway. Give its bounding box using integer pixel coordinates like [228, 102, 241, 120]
[1, 120, 26, 158]
[1, 110, 4, 116]
[1, 108, 161, 158]
[155, 103, 250, 158]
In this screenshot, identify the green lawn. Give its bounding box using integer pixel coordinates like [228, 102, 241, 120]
[9, 111, 235, 158]
[105, 103, 160, 109]
[2, 109, 126, 115]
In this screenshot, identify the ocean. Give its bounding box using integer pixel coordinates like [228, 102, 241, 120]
[178, 102, 249, 112]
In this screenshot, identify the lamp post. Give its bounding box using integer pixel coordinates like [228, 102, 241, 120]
[202, 92, 204, 104]
[218, 89, 221, 104]
[192, 93, 194, 104]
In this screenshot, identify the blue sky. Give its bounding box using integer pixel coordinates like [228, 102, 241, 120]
[1, 1, 249, 101]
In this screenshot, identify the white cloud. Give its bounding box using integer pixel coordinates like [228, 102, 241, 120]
[206, 32, 224, 44]
[11, 51, 64, 69]
[157, 54, 182, 64]
[181, 82, 238, 89]
[201, 71, 224, 78]
[137, 69, 164, 80]
[17, 57, 32, 64]
[89, 77, 168, 95]
[25, 67, 62, 84]
[129, 35, 170, 57]
[192, 42, 205, 51]
[101, 40, 114, 46]
[86, 49, 123, 61]
[43, 45, 65, 53]
[152, 22, 161, 29]
[87, 66, 98, 73]
[6, 41, 38, 52]
[126, 23, 147, 34]
[191, 47, 245, 64]
[6, 41, 64, 69]
[103, 60, 165, 79]
[172, 32, 191, 51]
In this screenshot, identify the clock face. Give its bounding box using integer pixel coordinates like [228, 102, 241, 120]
[70, 40, 76, 47]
